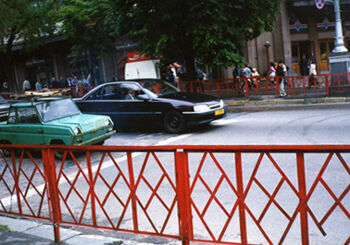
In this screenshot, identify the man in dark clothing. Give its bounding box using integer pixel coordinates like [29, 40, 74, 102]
[299, 54, 308, 76]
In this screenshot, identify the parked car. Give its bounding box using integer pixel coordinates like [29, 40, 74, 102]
[74, 79, 226, 133]
[0, 97, 116, 157]
[0, 95, 10, 121]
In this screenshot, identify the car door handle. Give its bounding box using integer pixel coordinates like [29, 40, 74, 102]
[38, 129, 43, 133]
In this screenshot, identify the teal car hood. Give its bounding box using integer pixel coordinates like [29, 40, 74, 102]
[47, 113, 109, 131]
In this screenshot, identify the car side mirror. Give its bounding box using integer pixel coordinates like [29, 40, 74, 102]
[137, 94, 150, 101]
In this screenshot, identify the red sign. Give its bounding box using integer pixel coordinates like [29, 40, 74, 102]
[315, 0, 325, 10]
[127, 51, 158, 63]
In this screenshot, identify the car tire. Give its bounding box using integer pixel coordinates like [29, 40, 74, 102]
[50, 140, 65, 159]
[164, 110, 185, 133]
[0, 140, 11, 157]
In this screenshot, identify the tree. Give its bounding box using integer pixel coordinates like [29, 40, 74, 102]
[108, 0, 282, 80]
[58, 0, 116, 83]
[0, 0, 59, 89]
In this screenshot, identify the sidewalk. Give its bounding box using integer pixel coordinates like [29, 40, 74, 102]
[225, 95, 350, 112]
[0, 215, 181, 245]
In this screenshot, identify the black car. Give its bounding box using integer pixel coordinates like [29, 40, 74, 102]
[0, 95, 10, 121]
[74, 79, 226, 133]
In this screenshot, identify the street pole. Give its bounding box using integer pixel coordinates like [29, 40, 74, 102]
[328, 0, 350, 76]
[332, 0, 348, 53]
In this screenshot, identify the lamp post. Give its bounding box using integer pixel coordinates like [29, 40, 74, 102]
[264, 41, 271, 72]
[327, 0, 350, 74]
[332, 0, 348, 53]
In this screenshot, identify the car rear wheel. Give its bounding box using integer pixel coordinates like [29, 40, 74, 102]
[164, 110, 185, 133]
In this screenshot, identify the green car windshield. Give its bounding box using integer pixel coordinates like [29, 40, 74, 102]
[36, 98, 81, 122]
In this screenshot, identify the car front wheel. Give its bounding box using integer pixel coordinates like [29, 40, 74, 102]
[164, 110, 185, 133]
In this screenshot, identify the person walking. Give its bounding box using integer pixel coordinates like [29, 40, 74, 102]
[35, 79, 42, 90]
[276, 61, 287, 97]
[23, 79, 31, 91]
[308, 54, 318, 88]
[268, 62, 276, 84]
[299, 54, 308, 76]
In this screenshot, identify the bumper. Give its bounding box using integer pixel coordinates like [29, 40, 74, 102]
[77, 130, 116, 145]
[183, 106, 227, 127]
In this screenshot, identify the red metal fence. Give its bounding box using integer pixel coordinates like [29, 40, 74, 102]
[0, 144, 349, 244]
[2, 73, 350, 101]
[179, 73, 350, 99]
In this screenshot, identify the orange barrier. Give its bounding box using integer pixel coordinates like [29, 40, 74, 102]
[179, 73, 350, 99]
[0, 145, 349, 244]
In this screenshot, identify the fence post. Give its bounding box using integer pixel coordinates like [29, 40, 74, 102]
[127, 152, 139, 232]
[86, 151, 97, 227]
[235, 152, 247, 244]
[276, 77, 280, 97]
[175, 150, 192, 245]
[296, 152, 309, 245]
[42, 148, 61, 243]
[11, 150, 22, 215]
[325, 74, 329, 96]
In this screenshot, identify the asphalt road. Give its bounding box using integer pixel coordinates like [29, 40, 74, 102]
[105, 107, 350, 146]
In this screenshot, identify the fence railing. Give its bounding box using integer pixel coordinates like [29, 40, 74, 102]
[0, 144, 349, 244]
[1, 73, 350, 101]
[179, 73, 350, 99]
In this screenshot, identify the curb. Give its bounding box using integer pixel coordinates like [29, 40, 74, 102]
[225, 97, 350, 112]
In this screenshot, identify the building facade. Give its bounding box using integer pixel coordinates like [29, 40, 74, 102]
[234, 0, 350, 78]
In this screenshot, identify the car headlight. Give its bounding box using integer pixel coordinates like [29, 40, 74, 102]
[219, 99, 224, 108]
[73, 126, 82, 135]
[193, 104, 210, 113]
[105, 118, 112, 126]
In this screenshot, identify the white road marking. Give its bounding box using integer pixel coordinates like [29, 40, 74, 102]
[211, 118, 238, 126]
[0, 133, 193, 207]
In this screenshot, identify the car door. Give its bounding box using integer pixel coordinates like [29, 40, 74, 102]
[7, 107, 44, 145]
[118, 83, 167, 128]
[76, 84, 130, 127]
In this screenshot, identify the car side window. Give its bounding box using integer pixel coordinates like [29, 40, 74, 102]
[17, 107, 40, 124]
[102, 85, 121, 100]
[120, 83, 144, 101]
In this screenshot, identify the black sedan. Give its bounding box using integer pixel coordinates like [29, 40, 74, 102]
[74, 79, 226, 133]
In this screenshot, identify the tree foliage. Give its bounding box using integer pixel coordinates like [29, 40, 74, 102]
[108, 0, 282, 79]
[0, 0, 59, 85]
[58, 0, 116, 58]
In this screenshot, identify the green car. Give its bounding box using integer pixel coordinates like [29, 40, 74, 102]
[0, 97, 116, 149]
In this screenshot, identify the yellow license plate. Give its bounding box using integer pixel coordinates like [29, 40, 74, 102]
[215, 109, 225, 116]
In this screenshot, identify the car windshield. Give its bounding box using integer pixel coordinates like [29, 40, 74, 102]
[36, 98, 81, 122]
[138, 80, 180, 96]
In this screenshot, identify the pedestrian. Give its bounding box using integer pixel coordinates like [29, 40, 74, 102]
[23, 79, 31, 91]
[299, 54, 308, 76]
[268, 62, 276, 84]
[111, 72, 119, 81]
[251, 68, 260, 87]
[308, 57, 318, 88]
[166, 68, 176, 85]
[196, 67, 205, 92]
[58, 76, 66, 88]
[276, 61, 287, 97]
[50, 77, 58, 89]
[242, 63, 253, 90]
[35, 79, 42, 90]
